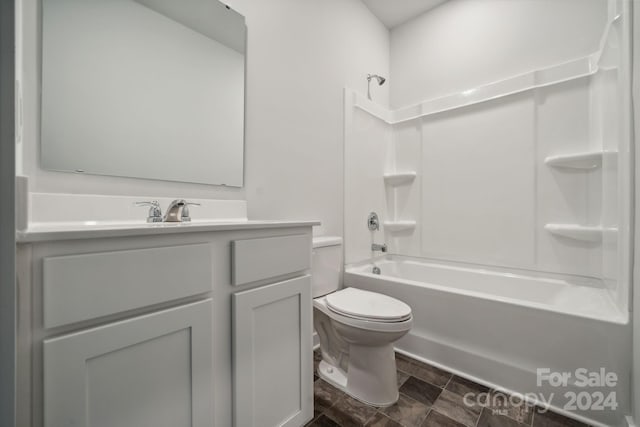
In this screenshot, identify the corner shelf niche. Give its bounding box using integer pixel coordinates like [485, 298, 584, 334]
[544, 224, 608, 243]
[544, 152, 603, 169]
[383, 172, 417, 186]
[383, 221, 416, 232]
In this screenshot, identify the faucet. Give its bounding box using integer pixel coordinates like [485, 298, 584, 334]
[163, 199, 201, 222]
[371, 243, 387, 253]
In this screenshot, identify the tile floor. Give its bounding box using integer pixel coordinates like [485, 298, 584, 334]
[307, 351, 591, 427]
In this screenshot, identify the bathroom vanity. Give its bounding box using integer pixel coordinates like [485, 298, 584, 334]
[16, 1, 316, 425]
[16, 197, 317, 427]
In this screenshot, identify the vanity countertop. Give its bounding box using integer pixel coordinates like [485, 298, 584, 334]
[17, 220, 321, 243]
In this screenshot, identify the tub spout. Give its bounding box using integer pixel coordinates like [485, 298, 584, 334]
[371, 243, 387, 253]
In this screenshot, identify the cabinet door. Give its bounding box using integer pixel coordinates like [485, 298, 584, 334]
[43, 299, 213, 427]
[233, 276, 313, 427]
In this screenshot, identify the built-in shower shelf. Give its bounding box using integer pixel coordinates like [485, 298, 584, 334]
[383, 221, 416, 232]
[544, 152, 602, 169]
[544, 224, 612, 242]
[383, 172, 417, 186]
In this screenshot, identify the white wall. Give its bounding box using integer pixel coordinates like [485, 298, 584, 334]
[226, 0, 389, 236]
[19, 0, 389, 238]
[390, 0, 607, 108]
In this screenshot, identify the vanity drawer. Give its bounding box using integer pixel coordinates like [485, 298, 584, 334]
[43, 244, 212, 328]
[231, 234, 311, 285]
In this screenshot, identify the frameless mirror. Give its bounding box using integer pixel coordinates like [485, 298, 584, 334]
[41, 0, 246, 186]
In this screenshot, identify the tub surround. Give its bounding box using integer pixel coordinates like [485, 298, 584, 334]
[343, 0, 631, 297]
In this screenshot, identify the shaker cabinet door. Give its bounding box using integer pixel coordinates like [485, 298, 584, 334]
[233, 276, 313, 427]
[43, 299, 213, 427]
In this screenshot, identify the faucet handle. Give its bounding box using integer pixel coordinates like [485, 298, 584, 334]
[181, 202, 201, 222]
[368, 212, 380, 231]
[135, 201, 163, 223]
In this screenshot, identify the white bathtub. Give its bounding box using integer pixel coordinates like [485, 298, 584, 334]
[345, 256, 630, 427]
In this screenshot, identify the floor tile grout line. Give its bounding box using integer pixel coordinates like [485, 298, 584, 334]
[442, 373, 453, 390]
[422, 408, 432, 427]
[474, 406, 484, 427]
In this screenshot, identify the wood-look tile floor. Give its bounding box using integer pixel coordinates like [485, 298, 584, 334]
[307, 351, 591, 427]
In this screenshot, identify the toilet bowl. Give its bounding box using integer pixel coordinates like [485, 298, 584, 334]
[312, 237, 413, 406]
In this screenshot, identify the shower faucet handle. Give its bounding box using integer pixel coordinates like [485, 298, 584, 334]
[368, 212, 380, 231]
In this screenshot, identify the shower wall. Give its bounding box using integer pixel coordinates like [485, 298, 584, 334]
[344, 0, 631, 313]
[394, 79, 604, 273]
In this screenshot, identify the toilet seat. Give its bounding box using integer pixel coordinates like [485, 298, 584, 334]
[313, 296, 412, 333]
[325, 287, 412, 323]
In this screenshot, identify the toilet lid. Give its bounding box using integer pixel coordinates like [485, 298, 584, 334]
[326, 288, 412, 322]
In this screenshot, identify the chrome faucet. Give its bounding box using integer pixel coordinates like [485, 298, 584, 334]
[371, 243, 387, 253]
[164, 199, 201, 222]
[135, 200, 163, 223]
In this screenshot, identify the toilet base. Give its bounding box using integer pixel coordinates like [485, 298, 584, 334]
[317, 344, 399, 407]
[318, 360, 348, 390]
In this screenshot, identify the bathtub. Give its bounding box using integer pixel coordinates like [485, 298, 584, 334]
[345, 256, 631, 427]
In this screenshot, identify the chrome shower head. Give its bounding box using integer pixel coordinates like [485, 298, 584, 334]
[367, 74, 386, 86]
[367, 74, 386, 100]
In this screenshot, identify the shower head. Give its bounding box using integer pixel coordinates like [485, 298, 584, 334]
[367, 74, 386, 86]
[366, 74, 386, 100]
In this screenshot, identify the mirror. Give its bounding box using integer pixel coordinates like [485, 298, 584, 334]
[41, 0, 246, 186]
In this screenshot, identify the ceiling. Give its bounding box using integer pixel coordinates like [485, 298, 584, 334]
[361, 0, 448, 29]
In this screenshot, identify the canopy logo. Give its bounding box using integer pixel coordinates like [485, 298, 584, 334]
[462, 368, 619, 413]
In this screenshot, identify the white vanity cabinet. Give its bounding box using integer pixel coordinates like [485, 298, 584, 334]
[43, 299, 213, 427]
[16, 222, 317, 427]
[232, 276, 313, 427]
[231, 234, 314, 427]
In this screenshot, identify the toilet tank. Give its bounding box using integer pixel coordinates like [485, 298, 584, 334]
[312, 236, 342, 298]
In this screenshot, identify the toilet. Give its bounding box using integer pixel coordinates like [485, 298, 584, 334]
[312, 236, 413, 406]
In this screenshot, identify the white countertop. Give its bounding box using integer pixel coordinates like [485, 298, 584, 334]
[17, 219, 321, 243]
